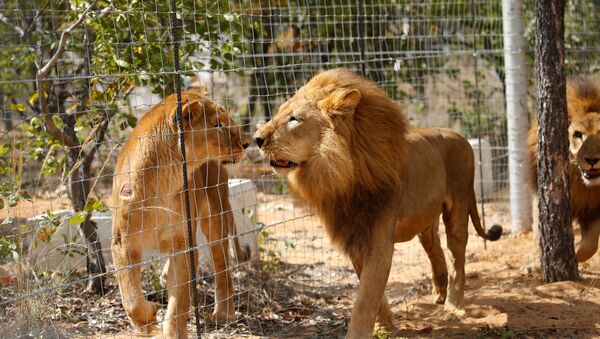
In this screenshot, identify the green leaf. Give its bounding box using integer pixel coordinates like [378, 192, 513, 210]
[126, 114, 137, 128]
[85, 199, 107, 213]
[115, 58, 130, 68]
[2, 217, 14, 225]
[0, 198, 3, 210]
[0, 144, 9, 157]
[7, 194, 19, 207]
[52, 114, 65, 128]
[69, 211, 89, 226]
[7, 103, 25, 112]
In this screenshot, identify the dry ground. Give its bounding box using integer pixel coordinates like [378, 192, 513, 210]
[0, 189, 599, 338]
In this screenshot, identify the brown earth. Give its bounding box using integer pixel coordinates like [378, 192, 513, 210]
[0, 185, 599, 338]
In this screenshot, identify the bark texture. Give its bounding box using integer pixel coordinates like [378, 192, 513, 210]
[534, 0, 579, 283]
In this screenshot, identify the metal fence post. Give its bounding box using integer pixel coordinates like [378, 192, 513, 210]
[502, 0, 532, 233]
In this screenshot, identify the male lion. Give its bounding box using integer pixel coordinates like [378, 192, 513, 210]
[253, 68, 502, 338]
[111, 90, 248, 338]
[527, 78, 600, 262]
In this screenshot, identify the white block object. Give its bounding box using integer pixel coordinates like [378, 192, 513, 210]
[27, 179, 259, 272]
[468, 139, 495, 201]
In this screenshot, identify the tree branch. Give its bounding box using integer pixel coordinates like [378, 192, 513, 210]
[35, 1, 97, 148]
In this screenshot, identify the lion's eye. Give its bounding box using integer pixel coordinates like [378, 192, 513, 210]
[574, 131, 583, 139]
[215, 120, 223, 128]
[289, 115, 302, 123]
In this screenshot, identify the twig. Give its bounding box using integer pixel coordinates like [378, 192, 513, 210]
[0, 12, 24, 37]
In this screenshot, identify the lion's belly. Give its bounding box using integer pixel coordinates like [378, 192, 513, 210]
[391, 132, 451, 243]
[393, 210, 442, 243]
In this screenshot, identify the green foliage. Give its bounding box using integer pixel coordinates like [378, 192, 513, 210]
[372, 329, 393, 339]
[524, 0, 600, 75]
[448, 79, 506, 140]
[0, 0, 249, 205]
[21, 210, 62, 251]
[142, 262, 167, 304]
[0, 0, 250, 275]
[0, 236, 20, 262]
[275, 177, 288, 195]
[257, 225, 280, 273]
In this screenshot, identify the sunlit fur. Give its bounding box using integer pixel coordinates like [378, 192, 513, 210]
[255, 68, 502, 337]
[111, 90, 248, 338]
[257, 68, 408, 260]
[528, 78, 600, 262]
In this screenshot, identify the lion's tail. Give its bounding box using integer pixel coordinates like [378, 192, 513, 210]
[469, 193, 502, 241]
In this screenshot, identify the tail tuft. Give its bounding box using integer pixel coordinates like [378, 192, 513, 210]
[486, 224, 503, 241]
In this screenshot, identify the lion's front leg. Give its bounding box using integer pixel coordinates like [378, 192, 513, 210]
[577, 218, 600, 262]
[418, 222, 448, 305]
[351, 260, 398, 336]
[346, 225, 395, 339]
[112, 232, 159, 334]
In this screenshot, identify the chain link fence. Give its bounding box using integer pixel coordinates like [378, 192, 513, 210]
[0, 0, 599, 337]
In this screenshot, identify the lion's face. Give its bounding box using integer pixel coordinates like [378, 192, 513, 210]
[182, 98, 248, 165]
[253, 85, 361, 176]
[568, 112, 600, 185]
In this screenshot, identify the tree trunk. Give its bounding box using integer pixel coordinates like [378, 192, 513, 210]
[45, 81, 107, 294]
[534, 0, 579, 283]
[68, 148, 107, 294]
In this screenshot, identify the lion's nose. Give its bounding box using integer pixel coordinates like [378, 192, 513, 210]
[242, 142, 250, 149]
[253, 131, 265, 148]
[255, 137, 265, 148]
[585, 157, 599, 166]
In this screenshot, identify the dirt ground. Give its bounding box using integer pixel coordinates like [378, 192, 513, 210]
[1, 187, 599, 338]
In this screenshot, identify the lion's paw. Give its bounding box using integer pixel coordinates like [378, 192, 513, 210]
[135, 323, 160, 337]
[211, 306, 236, 325]
[441, 304, 465, 322]
[433, 292, 446, 305]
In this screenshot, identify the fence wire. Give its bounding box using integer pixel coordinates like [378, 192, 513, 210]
[0, 1, 599, 338]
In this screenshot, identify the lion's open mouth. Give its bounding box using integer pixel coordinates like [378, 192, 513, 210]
[270, 159, 297, 168]
[582, 168, 600, 180]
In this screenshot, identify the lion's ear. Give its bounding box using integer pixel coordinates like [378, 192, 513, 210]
[318, 88, 361, 116]
[171, 96, 205, 130]
[188, 79, 211, 97]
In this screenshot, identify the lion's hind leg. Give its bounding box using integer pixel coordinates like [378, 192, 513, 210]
[201, 207, 236, 323]
[197, 165, 236, 323]
[441, 205, 468, 316]
[160, 233, 195, 339]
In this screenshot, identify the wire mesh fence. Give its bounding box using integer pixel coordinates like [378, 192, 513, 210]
[0, 0, 599, 337]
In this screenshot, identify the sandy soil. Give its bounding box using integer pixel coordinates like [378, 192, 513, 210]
[1, 188, 599, 338]
[247, 193, 600, 338]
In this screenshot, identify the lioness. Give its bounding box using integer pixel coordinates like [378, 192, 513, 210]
[111, 90, 248, 338]
[528, 78, 600, 262]
[254, 68, 502, 338]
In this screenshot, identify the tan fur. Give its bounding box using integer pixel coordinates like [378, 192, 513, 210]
[254, 68, 501, 338]
[111, 90, 248, 338]
[527, 78, 600, 263]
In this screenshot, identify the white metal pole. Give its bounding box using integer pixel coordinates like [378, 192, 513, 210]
[502, 0, 532, 233]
